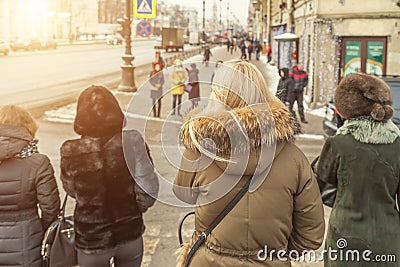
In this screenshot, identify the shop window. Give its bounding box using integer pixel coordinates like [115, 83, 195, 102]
[339, 37, 387, 79]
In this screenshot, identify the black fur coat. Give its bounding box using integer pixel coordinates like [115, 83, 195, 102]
[60, 130, 158, 250]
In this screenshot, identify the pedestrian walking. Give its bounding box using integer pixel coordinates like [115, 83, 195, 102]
[154, 50, 165, 70]
[149, 62, 165, 117]
[0, 105, 60, 267]
[255, 41, 262, 61]
[60, 86, 159, 267]
[210, 60, 223, 83]
[170, 59, 187, 116]
[239, 39, 247, 59]
[188, 63, 200, 108]
[247, 41, 254, 60]
[288, 64, 309, 123]
[276, 68, 294, 104]
[203, 46, 213, 67]
[174, 61, 325, 267]
[316, 73, 400, 267]
[266, 44, 272, 63]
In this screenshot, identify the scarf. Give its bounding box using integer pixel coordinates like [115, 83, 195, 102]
[15, 138, 39, 158]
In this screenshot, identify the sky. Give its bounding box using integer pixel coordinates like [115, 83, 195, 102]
[163, 0, 250, 25]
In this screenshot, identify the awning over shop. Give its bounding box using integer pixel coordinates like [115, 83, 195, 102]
[273, 32, 299, 41]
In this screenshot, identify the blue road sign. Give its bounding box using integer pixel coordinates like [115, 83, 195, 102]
[133, 0, 156, 19]
[136, 20, 153, 37]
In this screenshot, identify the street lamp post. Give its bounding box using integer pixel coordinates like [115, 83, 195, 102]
[219, 0, 222, 46]
[227, 1, 229, 38]
[203, 0, 206, 43]
[118, 0, 137, 92]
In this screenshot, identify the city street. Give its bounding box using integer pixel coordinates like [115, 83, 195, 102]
[1, 0, 399, 266]
[32, 47, 330, 267]
[0, 40, 199, 109]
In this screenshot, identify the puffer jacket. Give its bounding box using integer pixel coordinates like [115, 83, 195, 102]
[289, 66, 308, 92]
[276, 68, 294, 102]
[60, 130, 159, 250]
[174, 102, 325, 266]
[0, 124, 60, 267]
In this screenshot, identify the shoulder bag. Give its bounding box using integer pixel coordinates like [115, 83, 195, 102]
[178, 177, 253, 267]
[41, 194, 77, 267]
[184, 84, 193, 94]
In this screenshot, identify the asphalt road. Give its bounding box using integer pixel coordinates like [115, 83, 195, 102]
[0, 40, 199, 108]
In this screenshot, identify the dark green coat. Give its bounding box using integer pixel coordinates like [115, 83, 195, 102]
[317, 117, 400, 266]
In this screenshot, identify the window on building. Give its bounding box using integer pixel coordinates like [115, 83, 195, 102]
[340, 37, 387, 78]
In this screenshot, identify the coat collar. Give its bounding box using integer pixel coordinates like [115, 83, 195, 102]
[337, 116, 400, 144]
[179, 102, 299, 157]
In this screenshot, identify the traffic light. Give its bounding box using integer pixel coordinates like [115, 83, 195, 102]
[117, 18, 130, 38]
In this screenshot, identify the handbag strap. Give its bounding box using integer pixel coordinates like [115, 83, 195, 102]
[60, 194, 69, 220]
[184, 177, 253, 267]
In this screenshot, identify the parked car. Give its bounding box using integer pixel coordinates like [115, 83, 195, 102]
[10, 38, 57, 51]
[106, 35, 123, 46]
[10, 38, 41, 51]
[322, 75, 400, 138]
[40, 39, 57, 49]
[153, 37, 164, 50]
[0, 39, 10, 55]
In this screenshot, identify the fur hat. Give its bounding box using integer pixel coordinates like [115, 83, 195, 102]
[74, 85, 124, 137]
[335, 73, 394, 121]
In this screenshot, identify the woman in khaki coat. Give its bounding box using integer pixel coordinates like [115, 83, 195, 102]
[174, 61, 325, 266]
[169, 59, 187, 116]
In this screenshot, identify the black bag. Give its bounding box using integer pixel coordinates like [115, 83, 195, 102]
[41, 194, 77, 267]
[311, 156, 337, 208]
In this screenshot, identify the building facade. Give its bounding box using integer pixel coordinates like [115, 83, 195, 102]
[252, 0, 400, 106]
[0, 0, 111, 41]
[0, 0, 48, 40]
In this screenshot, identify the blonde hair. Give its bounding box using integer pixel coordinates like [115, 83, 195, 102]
[173, 59, 182, 66]
[0, 105, 38, 137]
[187, 60, 279, 162]
[208, 60, 277, 111]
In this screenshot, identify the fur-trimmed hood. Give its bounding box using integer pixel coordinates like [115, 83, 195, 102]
[180, 102, 298, 159]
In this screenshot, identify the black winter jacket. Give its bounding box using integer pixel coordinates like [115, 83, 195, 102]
[0, 124, 60, 267]
[276, 68, 294, 102]
[60, 130, 158, 250]
[289, 66, 308, 92]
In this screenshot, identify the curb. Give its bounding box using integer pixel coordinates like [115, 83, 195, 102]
[57, 37, 156, 47]
[27, 46, 208, 118]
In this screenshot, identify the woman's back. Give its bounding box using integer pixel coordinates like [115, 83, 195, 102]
[0, 113, 60, 267]
[319, 133, 400, 255]
[175, 102, 325, 266]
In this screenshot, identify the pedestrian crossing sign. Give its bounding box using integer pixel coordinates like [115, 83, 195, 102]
[133, 0, 156, 19]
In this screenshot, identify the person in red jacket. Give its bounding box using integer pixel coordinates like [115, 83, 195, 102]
[289, 64, 309, 123]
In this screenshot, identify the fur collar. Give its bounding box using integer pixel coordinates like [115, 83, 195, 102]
[180, 102, 298, 156]
[337, 116, 400, 144]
